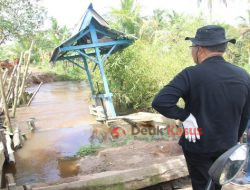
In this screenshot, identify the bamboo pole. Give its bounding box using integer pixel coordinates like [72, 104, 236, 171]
[2, 69, 8, 85]
[6, 65, 17, 97]
[17, 41, 34, 106]
[7, 84, 15, 105]
[0, 69, 9, 103]
[27, 82, 43, 106]
[0, 65, 18, 110]
[0, 69, 12, 133]
[12, 53, 24, 118]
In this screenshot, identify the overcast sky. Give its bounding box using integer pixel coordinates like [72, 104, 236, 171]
[40, 0, 249, 31]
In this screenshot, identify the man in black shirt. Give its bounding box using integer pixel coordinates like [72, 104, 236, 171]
[152, 25, 250, 190]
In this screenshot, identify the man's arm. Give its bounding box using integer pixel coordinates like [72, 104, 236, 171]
[152, 68, 190, 122]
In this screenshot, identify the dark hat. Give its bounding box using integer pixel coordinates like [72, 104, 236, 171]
[185, 25, 236, 46]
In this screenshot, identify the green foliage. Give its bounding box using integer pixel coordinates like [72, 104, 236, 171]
[96, 5, 249, 113]
[3, 18, 70, 63]
[110, 0, 142, 36]
[77, 145, 101, 157]
[0, 0, 46, 45]
[102, 13, 206, 112]
[0, 0, 249, 114]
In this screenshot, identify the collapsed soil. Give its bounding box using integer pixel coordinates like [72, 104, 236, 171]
[26, 71, 57, 86]
[79, 140, 183, 175]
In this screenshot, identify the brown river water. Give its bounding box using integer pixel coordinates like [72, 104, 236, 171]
[8, 81, 103, 186]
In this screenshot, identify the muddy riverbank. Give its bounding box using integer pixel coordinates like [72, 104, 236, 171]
[7, 80, 188, 188]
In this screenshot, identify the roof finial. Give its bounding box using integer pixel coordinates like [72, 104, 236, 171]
[88, 3, 93, 9]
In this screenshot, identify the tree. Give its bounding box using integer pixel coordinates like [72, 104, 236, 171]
[111, 0, 141, 36]
[197, 0, 227, 21]
[49, 18, 70, 46]
[0, 0, 46, 45]
[238, 10, 250, 64]
[8, 17, 70, 63]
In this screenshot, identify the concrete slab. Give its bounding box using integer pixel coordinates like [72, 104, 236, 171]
[30, 155, 188, 190]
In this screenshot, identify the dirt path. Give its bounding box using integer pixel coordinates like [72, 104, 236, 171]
[79, 140, 182, 175]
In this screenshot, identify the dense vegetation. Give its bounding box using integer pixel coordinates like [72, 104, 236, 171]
[103, 0, 250, 112]
[0, 0, 249, 112]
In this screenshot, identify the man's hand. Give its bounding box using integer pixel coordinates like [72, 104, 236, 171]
[182, 113, 200, 143]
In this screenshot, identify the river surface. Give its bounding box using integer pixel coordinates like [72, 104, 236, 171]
[9, 81, 101, 185]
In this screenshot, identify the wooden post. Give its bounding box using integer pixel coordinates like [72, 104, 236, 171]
[17, 41, 34, 106]
[27, 118, 36, 132]
[12, 52, 23, 118]
[27, 82, 43, 106]
[5, 133, 14, 163]
[0, 129, 8, 159]
[13, 128, 22, 150]
[0, 70, 12, 133]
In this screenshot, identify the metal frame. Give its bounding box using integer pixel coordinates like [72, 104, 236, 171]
[50, 4, 134, 118]
[56, 25, 132, 118]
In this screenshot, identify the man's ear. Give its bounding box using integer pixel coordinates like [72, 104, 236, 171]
[199, 47, 206, 56]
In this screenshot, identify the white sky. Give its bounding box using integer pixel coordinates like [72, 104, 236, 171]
[40, 0, 250, 31]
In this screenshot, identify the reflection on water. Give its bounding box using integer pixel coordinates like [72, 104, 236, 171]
[9, 81, 106, 185]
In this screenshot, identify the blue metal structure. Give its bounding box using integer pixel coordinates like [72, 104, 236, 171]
[50, 4, 135, 118]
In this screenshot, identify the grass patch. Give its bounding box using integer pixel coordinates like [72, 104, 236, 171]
[76, 127, 180, 157]
[76, 145, 101, 157]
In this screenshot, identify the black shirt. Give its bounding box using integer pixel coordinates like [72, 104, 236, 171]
[152, 56, 250, 153]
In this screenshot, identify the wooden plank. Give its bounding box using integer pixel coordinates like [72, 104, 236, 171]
[115, 112, 181, 127]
